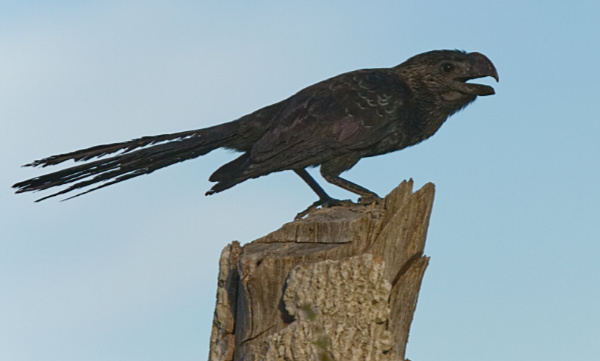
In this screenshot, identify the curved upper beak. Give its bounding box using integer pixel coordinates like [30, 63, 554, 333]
[456, 52, 499, 96]
[468, 52, 499, 82]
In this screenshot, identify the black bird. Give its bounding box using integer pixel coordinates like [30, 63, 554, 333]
[13, 50, 498, 215]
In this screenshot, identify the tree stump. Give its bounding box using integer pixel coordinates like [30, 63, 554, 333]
[209, 180, 434, 361]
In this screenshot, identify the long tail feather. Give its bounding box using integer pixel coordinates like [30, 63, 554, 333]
[14, 100, 284, 201]
[13, 126, 237, 201]
[26, 129, 204, 167]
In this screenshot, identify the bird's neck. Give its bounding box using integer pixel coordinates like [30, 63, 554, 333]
[413, 91, 476, 141]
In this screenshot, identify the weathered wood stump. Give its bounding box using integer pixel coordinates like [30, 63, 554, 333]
[209, 180, 434, 361]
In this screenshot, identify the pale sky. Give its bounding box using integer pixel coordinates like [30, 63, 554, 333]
[2, 1, 599, 360]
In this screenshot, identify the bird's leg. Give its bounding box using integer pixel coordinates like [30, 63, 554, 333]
[320, 171, 381, 205]
[319, 155, 382, 205]
[294, 168, 333, 203]
[293, 169, 352, 220]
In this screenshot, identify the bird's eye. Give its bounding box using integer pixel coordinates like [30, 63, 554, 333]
[440, 63, 454, 73]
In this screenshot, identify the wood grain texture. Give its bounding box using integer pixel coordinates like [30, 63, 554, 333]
[209, 180, 434, 361]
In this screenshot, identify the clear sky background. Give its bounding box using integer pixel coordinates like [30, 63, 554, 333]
[2, 1, 599, 360]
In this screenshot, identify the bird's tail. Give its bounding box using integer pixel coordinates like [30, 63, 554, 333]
[12, 120, 247, 201]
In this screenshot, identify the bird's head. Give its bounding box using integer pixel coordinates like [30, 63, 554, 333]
[397, 50, 499, 105]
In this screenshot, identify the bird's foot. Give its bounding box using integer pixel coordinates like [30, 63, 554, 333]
[295, 197, 353, 220]
[358, 194, 382, 205]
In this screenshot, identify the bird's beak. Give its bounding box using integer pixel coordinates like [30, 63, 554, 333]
[468, 52, 499, 82]
[455, 52, 499, 96]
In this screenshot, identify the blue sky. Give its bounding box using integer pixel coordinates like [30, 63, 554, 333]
[2, 1, 599, 360]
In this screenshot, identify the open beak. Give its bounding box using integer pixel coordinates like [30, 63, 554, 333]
[456, 52, 499, 96]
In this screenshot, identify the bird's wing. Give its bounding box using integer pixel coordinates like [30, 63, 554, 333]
[249, 69, 411, 168]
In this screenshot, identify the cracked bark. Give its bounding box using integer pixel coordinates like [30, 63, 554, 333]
[208, 180, 434, 361]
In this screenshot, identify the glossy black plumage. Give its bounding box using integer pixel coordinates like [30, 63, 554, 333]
[13, 50, 498, 208]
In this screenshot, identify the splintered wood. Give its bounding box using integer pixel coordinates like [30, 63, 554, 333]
[209, 180, 434, 361]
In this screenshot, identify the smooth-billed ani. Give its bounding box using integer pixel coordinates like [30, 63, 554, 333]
[13, 50, 498, 213]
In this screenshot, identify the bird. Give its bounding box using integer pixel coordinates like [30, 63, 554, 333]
[13, 49, 498, 217]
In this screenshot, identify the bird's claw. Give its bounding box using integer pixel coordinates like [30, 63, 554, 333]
[294, 197, 353, 220]
[358, 194, 382, 205]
